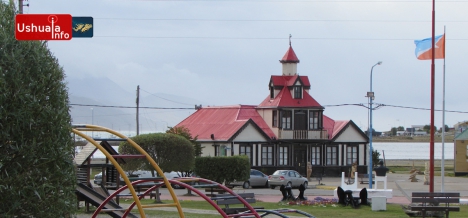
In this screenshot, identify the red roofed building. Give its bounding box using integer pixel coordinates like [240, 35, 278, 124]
[176, 44, 369, 177]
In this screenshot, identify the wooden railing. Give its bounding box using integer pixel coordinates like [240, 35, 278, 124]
[278, 129, 328, 140]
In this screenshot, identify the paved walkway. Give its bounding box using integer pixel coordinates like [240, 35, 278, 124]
[158, 173, 468, 204]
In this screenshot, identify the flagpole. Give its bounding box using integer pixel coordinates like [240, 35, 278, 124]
[441, 26, 446, 192]
[429, 0, 435, 193]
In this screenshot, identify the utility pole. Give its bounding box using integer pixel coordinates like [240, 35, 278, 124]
[136, 85, 140, 136]
[18, 0, 23, 14]
[18, 0, 28, 14]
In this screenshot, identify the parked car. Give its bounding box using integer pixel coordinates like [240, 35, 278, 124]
[119, 170, 184, 189]
[188, 172, 212, 186]
[229, 169, 270, 189]
[163, 171, 183, 189]
[268, 170, 308, 189]
[94, 172, 102, 185]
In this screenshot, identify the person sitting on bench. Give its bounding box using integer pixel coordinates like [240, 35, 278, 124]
[374, 160, 389, 176]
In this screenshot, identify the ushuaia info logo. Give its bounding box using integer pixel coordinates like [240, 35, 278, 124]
[15, 14, 72, 40]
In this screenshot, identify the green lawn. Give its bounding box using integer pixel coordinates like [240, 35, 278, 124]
[79, 199, 468, 218]
[389, 166, 455, 175]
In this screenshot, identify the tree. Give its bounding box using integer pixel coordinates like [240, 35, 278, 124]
[372, 150, 381, 168]
[120, 158, 144, 176]
[166, 126, 203, 158]
[397, 126, 405, 131]
[390, 127, 397, 136]
[118, 133, 195, 174]
[423, 125, 437, 134]
[165, 126, 202, 195]
[440, 125, 449, 133]
[0, 2, 76, 216]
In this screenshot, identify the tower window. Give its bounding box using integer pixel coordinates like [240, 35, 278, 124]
[294, 86, 302, 99]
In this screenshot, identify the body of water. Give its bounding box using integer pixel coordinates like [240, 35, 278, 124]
[79, 142, 455, 160]
[373, 142, 454, 160]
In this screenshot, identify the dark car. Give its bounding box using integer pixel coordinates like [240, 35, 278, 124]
[229, 169, 270, 189]
[94, 172, 102, 185]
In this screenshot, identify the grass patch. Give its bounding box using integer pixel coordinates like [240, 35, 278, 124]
[78, 199, 468, 218]
[389, 166, 455, 176]
[316, 185, 336, 190]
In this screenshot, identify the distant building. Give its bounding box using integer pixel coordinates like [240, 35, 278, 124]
[454, 128, 468, 176]
[404, 127, 427, 136]
[406, 127, 415, 135]
[175, 43, 369, 177]
[454, 121, 468, 137]
[413, 131, 427, 136]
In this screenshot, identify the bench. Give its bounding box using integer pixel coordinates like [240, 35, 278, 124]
[358, 174, 375, 184]
[211, 193, 264, 215]
[411, 192, 460, 218]
[133, 183, 162, 199]
[205, 187, 227, 196]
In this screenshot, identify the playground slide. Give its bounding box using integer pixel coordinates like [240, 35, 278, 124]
[76, 183, 138, 218]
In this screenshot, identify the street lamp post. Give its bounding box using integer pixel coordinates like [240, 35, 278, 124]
[367, 61, 382, 188]
[91, 108, 94, 138]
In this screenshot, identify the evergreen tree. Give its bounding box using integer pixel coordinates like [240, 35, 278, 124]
[0, 2, 76, 216]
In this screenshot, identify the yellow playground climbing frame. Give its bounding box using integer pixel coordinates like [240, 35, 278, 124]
[72, 124, 184, 218]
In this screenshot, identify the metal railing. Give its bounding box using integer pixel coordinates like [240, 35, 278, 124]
[278, 129, 328, 140]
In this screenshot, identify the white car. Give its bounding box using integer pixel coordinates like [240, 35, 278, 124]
[120, 170, 184, 189]
[268, 170, 308, 189]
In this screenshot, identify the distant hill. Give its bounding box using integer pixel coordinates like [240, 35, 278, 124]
[66, 76, 206, 135]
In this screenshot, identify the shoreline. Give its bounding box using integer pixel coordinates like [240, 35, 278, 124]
[384, 159, 454, 167]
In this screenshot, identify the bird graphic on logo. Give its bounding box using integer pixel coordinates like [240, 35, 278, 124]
[73, 23, 92, 33]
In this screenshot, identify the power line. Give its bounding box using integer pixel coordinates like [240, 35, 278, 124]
[70, 103, 468, 114]
[93, 36, 468, 40]
[383, 104, 468, 114]
[140, 89, 194, 106]
[95, 18, 468, 23]
[70, 103, 193, 110]
[129, 0, 468, 2]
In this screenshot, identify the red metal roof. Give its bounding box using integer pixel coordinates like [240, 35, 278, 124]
[175, 105, 276, 141]
[280, 46, 300, 63]
[270, 75, 310, 87]
[258, 86, 322, 108]
[323, 115, 350, 139]
[176, 105, 354, 142]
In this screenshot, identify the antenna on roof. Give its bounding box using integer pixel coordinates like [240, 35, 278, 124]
[289, 34, 292, 46]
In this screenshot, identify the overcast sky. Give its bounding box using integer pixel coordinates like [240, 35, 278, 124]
[21, 0, 468, 132]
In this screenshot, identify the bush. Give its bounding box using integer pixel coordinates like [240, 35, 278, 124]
[0, 2, 76, 216]
[119, 133, 195, 173]
[195, 156, 250, 184]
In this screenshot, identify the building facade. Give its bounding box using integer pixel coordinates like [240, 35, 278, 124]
[175, 45, 369, 177]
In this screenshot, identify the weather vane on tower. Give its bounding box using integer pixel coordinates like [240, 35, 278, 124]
[289, 34, 292, 46]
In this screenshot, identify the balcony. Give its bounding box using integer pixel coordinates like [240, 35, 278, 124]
[278, 129, 328, 140]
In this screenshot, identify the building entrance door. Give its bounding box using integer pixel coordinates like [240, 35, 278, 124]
[294, 146, 307, 175]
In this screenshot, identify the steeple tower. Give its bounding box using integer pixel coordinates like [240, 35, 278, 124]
[279, 35, 300, 76]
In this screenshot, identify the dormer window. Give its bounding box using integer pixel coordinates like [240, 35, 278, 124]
[293, 86, 302, 99]
[270, 86, 274, 99]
